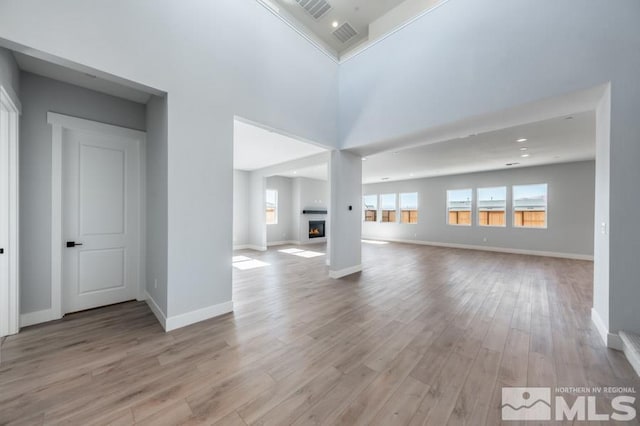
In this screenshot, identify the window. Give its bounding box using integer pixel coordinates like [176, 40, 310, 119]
[447, 189, 472, 225]
[363, 194, 378, 222]
[380, 194, 397, 223]
[513, 184, 547, 228]
[400, 192, 418, 224]
[266, 189, 278, 225]
[477, 186, 506, 227]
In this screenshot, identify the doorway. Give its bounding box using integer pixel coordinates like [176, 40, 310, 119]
[48, 113, 146, 317]
[0, 85, 20, 338]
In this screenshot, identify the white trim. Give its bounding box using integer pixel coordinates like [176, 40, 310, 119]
[47, 112, 146, 322]
[0, 83, 21, 114]
[238, 245, 268, 252]
[620, 332, 640, 377]
[47, 112, 146, 140]
[20, 308, 56, 328]
[329, 264, 362, 279]
[165, 301, 234, 332]
[145, 291, 167, 330]
[255, 0, 452, 64]
[361, 236, 594, 261]
[254, 0, 338, 63]
[591, 308, 623, 350]
[0, 85, 20, 337]
[266, 240, 299, 247]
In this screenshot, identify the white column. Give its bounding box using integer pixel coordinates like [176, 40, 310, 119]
[328, 150, 362, 278]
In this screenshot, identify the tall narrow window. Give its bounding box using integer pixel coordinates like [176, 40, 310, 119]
[266, 189, 278, 225]
[513, 184, 547, 228]
[447, 189, 472, 226]
[400, 192, 418, 224]
[478, 186, 506, 227]
[380, 194, 397, 223]
[363, 195, 378, 222]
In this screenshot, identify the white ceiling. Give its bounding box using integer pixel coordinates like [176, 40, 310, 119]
[276, 163, 328, 180]
[362, 111, 595, 184]
[271, 0, 406, 54]
[13, 52, 153, 104]
[234, 119, 327, 171]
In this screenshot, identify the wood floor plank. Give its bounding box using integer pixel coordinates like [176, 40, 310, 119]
[0, 243, 637, 426]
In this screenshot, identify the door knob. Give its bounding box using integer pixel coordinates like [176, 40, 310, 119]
[66, 241, 83, 248]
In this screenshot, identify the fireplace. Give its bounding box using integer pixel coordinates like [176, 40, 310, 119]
[308, 220, 325, 239]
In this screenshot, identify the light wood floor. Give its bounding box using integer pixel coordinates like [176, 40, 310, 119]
[1, 243, 638, 425]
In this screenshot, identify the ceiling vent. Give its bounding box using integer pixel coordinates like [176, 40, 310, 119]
[295, 0, 332, 20]
[333, 22, 357, 43]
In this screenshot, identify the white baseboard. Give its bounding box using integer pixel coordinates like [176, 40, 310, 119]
[165, 300, 234, 332]
[361, 236, 594, 261]
[620, 332, 640, 377]
[591, 308, 623, 350]
[145, 291, 167, 330]
[267, 240, 299, 247]
[236, 244, 267, 252]
[20, 308, 57, 328]
[329, 264, 362, 279]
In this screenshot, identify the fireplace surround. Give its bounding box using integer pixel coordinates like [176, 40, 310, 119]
[308, 220, 325, 239]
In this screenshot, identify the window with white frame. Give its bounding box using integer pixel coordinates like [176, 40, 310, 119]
[447, 189, 472, 226]
[266, 189, 278, 225]
[513, 184, 547, 228]
[399, 192, 418, 224]
[363, 194, 378, 222]
[477, 186, 507, 227]
[380, 194, 397, 223]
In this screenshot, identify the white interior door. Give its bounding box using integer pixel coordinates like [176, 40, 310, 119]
[62, 126, 140, 314]
[0, 86, 19, 337]
[0, 103, 9, 333]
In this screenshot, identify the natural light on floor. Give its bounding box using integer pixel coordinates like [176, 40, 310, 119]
[361, 239, 389, 245]
[232, 256, 270, 270]
[278, 248, 325, 258]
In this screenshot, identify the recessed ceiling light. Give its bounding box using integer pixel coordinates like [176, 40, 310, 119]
[293, 171, 297, 174]
[520, 147, 528, 151]
[410, 173, 414, 177]
[521, 153, 530, 158]
[332, 21, 339, 28]
[362, 157, 367, 161]
[517, 138, 527, 143]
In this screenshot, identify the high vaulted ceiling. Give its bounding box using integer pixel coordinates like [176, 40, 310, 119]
[268, 0, 439, 57]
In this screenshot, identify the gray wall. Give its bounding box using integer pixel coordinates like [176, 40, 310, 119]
[338, 0, 640, 334]
[233, 170, 250, 248]
[265, 176, 294, 244]
[20, 72, 146, 314]
[145, 95, 168, 314]
[0, 0, 339, 320]
[0, 47, 19, 100]
[363, 161, 595, 257]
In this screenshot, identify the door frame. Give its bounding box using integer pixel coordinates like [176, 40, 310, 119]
[47, 112, 146, 320]
[0, 85, 20, 337]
